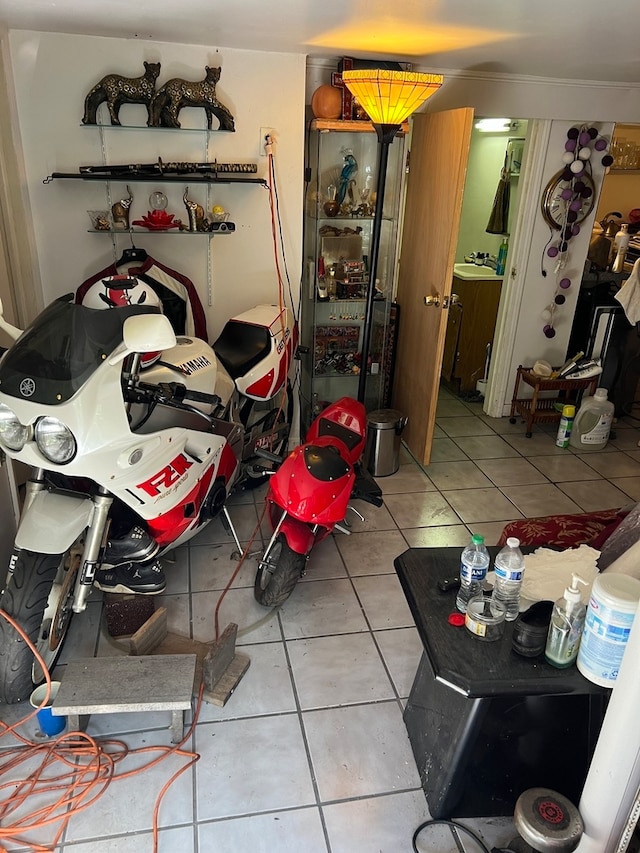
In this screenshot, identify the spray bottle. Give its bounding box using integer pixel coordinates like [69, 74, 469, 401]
[544, 573, 588, 668]
[612, 223, 630, 273]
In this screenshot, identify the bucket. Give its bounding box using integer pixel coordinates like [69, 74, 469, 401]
[365, 409, 407, 477]
[569, 387, 614, 451]
[576, 573, 640, 687]
[29, 681, 66, 736]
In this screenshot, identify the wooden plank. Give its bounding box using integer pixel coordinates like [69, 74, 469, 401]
[129, 607, 168, 656]
[202, 623, 238, 691]
[202, 653, 251, 707]
[53, 655, 196, 714]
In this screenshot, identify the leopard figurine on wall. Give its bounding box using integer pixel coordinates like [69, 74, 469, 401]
[149, 66, 235, 131]
[82, 61, 161, 126]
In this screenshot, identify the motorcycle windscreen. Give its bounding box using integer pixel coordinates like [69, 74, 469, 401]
[0, 295, 158, 405]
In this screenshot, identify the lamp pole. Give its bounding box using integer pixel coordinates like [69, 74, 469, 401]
[357, 123, 398, 404]
[342, 69, 444, 407]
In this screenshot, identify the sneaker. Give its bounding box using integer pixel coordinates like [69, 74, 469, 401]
[94, 558, 166, 595]
[103, 525, 159, 565]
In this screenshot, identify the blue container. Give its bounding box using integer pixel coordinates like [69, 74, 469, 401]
[30, 681, 66, 736]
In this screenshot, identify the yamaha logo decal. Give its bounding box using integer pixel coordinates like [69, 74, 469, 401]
[19, 378, 36, 397]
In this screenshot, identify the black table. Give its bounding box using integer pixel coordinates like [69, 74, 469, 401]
[394, 547, 607, 819]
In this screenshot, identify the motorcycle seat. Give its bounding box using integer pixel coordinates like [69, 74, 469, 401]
[213, 319, 271, 379]
[304, 444, 350, 482]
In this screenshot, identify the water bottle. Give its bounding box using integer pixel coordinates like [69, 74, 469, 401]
[491, 537, 525, 620]
[456, 534, 490, 613]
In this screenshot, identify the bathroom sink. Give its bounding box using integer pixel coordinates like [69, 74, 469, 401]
[453, 263, 504, 281]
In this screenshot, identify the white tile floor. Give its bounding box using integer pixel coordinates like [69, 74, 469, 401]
[2, 387, 640, 852]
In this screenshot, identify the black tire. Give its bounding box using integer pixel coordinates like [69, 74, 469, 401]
[243, 380, 294, 488]
[254, 534, 306, 607]
[0, 549, 74, 704]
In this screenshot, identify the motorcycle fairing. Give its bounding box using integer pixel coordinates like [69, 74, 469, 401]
[268, 437, 355, 527]
[213, 304, 295, 402]
[0, 296, 156, 405]
[14, 491, 94, 553]
[305, 397, 367, 465]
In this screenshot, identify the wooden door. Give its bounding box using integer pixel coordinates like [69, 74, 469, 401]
[392, 108, 474, 465]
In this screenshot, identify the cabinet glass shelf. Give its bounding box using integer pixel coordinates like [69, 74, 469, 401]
[301, 121, 406, 428]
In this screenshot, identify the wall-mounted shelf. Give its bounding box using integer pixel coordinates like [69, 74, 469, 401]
[45, 172, 267, 186]
[89, 227, 234, 235]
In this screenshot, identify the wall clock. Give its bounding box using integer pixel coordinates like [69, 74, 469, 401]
[540, 168, 596, 230]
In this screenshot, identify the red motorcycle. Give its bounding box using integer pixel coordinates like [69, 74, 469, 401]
[254, 396, 383, 606]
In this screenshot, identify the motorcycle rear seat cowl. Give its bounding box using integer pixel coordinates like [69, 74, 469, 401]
[304, 444, 350, 482]
[213, 320, 270, 379]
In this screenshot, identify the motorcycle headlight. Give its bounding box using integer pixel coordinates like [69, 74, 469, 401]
[0, 403, 29, 451]
[35, 417, 76, 464]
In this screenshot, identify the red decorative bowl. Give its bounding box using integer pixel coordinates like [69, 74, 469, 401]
[132, 210, 181, 231]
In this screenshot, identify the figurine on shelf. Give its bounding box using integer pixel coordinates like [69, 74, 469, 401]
[111, 186, 134, 230]
[132, 192, 181, 231]
[337, 149, 358, 206]
[182, 187, 209, 232]
[149, 66, 235, 131]
[82, 62, 161, 126]
[323, 184, 340, 218]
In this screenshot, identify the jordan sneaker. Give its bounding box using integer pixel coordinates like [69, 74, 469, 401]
[103, 525, 159, 565]
[94, 557, 166, 595]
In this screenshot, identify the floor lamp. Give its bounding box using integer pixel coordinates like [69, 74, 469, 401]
[342, 69, 443, 404]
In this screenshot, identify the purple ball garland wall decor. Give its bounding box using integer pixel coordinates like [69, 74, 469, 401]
[539, 125, 614, 338]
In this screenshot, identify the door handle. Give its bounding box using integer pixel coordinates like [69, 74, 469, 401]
[424, 294, 441, 307]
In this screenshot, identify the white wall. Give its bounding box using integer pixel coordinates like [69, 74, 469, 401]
[7, 32, 305, 342]
[456, 124, 528, 263]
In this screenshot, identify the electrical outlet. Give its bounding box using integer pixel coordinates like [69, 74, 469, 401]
[259, 127, 276, 156]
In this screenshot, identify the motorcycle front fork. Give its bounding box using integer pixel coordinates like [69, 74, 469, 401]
[73, 488, 113, 613]
[15, 474, 113, 614]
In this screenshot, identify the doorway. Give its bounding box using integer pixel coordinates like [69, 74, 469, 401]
[443, 118, 530, 402]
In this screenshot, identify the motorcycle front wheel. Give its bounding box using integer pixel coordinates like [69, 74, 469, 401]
[254, 534, 306, 607]
[0, 547, 77, 704]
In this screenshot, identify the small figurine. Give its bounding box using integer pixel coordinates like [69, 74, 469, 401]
[149, 66, 235, 131]
[111, 186, 134, 230]
[82, 62, 161, 126]
[183, 187, 208, 232]
[337, 150, 358, 205]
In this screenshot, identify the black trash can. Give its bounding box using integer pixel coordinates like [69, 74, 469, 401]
[365, 409, 408, 477]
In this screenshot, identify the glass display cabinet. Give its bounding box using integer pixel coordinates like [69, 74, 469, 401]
[300, 119, 407, 431]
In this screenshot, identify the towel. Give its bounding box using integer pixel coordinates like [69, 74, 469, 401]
[615, 258, 640, 324]
[486, 153, 511, 235]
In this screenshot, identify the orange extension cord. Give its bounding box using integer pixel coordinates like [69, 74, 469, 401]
[212, 137, 296, 639]
[0, 608, 202, 853]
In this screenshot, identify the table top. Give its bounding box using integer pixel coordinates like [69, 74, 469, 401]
[394, 547, 605, 699]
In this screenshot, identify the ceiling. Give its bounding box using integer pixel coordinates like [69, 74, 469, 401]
[0, 0, 639, 85]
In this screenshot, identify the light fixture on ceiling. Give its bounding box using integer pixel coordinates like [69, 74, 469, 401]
[342, 68, 443, 404]
[475, 118, 516, 133]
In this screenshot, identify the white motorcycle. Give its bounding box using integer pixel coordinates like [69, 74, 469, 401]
[0, 277, 294, 703]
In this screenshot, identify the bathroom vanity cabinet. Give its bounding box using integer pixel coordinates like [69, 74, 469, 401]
[442, 275, 503, 393]
[300, 119, 406, 431]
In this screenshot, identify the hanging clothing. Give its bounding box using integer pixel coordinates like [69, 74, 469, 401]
[77, 254, 208, 340]
[486, 152, 511, 235]
[614, 258, 640, 325]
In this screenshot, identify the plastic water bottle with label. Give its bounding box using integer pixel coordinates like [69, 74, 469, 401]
[491, 537, 525, 620]
[456, 534, 490, 613]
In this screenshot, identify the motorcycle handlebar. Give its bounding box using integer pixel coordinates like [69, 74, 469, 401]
[130, 381, 221, 408]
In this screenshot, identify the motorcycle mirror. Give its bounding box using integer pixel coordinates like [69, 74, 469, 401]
[108, 313, 176, 365]
[0, 296, 23, 341]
